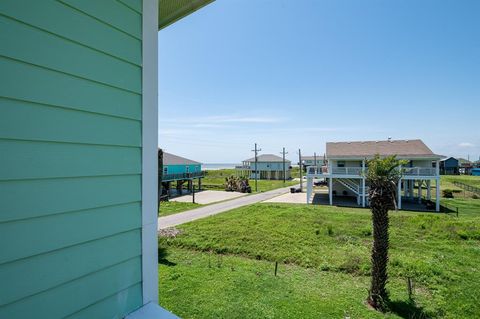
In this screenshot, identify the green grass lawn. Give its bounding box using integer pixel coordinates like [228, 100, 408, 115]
[159, 202, 480, 318]
[441, 175, 480, 188]
[158, 201, 201, 216]
[203, 169, 298, 192]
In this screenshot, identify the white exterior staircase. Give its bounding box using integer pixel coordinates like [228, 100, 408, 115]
[335, 178, 368, 205]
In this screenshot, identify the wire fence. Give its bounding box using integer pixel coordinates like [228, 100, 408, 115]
[453, 181, 480, 196]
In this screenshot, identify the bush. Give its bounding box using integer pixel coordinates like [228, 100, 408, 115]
[360, 228, 372, 237]
[327, 225, 334, 236]
[338, 255, 368, 275]
[472, 194, 479, 199]
[443, 189, 454, 198]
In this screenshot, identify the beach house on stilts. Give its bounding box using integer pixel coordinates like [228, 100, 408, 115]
[306, 139, 443, 212]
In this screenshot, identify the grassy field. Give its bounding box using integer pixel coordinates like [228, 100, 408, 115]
[440, 175, 480, 198]
[441, 175, 480, 188]
[158, 201, 201, 216]
[159, 200, 480, 318]
[202, 169, 298, 192]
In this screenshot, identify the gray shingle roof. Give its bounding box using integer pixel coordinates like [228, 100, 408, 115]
[163, 151, 201, 165]
[326, 139, 443, 159]
[302, 156, 325, 161]
[244, 154, 290, 163]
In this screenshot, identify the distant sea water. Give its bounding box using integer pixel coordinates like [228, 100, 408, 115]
[203, 163, 239, 170]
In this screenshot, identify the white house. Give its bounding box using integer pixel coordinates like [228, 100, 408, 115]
[302, 155, 325, 167]
[306, 139, 443, 211]
[236, 154, 291, 180]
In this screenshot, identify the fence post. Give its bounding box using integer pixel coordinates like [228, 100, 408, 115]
[407, 277, 414, 300]
[192, 185, 195, 204]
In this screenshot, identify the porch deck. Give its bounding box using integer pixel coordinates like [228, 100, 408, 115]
[307, 166, 438, 178]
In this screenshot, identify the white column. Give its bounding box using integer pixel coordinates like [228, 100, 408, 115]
[418, 180, 422, 203]
[329, 178, 333, 205]
[141, 0, 159, 304]
[357, 182, 361, 206]
[435, 178, 440, 212]
[362, 178, 366, 207]
[403, 178, 408, 197]
[427, 180, 431, 200]
[410, 180, 414, 200]
[362, 160, 366, 207]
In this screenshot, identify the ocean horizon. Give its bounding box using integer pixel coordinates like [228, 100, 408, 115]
[203, 163, 239, 170]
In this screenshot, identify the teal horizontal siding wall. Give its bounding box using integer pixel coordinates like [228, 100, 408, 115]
[0, 0, 144, 318]
[165, 164, 202, 174]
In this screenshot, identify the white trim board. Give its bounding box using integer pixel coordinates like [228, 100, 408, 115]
[141, 0, 159, 305]
[126, 302, 179, 319]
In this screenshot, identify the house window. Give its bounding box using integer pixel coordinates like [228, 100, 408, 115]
[163, 167, 168, 174]
[337, 161, 345, 168]
[186, 166, 190, 173]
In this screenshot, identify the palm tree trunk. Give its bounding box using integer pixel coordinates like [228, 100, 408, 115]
[368, 187, 390, 310]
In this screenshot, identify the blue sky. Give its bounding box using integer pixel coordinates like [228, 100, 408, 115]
[158, 0, 480, 163]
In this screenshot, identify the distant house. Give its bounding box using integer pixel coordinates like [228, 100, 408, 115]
[236, 154, 291, 180]
[458, 158, 473, 175]
[161, 152, 204, 197]
[302, 155, 325, 168]
[306, 139, 443, 211]
[439, 157, 459, 175]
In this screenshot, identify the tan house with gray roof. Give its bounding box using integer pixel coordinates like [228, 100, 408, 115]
[306, 139, 443, 211]
[236, 154, 291, 180]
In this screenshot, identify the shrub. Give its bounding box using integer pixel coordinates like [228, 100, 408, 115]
[327, 225, 334, 236]
[472, 194, 479, 199]
[339, 255, 368, 275]
[442, 189, 454, 198]
[360, 228, 372, 237]
[320, 263, 331, 271]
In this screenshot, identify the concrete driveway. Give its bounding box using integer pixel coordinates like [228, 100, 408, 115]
[158, 184, 299, 229]
[263, 192, 307, 204]
[170, 190, 246, 205]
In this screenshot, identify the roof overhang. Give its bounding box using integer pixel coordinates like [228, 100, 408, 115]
[327, 155, 445, 161]
[159, 0, 215, 30]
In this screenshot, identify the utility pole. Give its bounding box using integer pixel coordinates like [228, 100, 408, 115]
[298, 149, 303, 191]
[251, 143, 261, 192]
[280, 147, 288, 184]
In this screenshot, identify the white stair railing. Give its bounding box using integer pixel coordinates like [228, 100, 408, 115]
[336, 179, 360, 195]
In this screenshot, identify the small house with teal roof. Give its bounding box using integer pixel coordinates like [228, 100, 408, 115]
[161, 152, 204, 196]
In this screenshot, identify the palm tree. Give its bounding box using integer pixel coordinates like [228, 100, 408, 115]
[365, 155, 406, 311]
